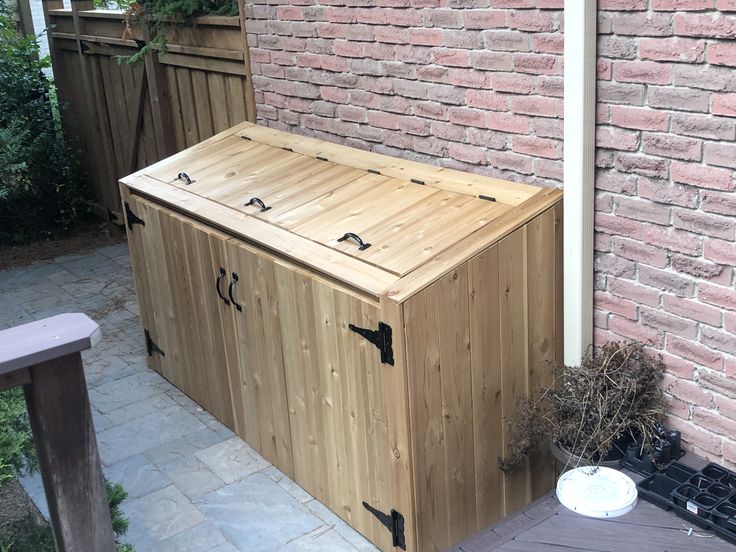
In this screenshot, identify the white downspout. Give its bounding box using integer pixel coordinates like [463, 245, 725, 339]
[563, 2, 596, 364]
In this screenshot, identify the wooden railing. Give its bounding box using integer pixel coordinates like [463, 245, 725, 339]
[42, 0, 257, 223]
[0, 313, 115, 552]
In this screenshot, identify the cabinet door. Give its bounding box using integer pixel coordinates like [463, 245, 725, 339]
[124, 195, 240, 431]
[273, 265, 413, 551]
[226, 241, 294, 477]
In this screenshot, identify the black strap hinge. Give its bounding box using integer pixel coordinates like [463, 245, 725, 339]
[349, 321, 393, 365]
[362, 502, 405, 549]
[125, 201, 145, 230]
[144, 329, 165, 357]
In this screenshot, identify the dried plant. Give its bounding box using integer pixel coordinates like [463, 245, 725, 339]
[499, 341, 669, 473]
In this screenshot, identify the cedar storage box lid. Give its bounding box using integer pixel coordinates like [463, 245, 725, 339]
[121, 122, 563, 552]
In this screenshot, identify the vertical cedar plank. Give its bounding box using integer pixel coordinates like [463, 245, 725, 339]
[404, 285, 449, 552]
[209, 232, 240, 431]
[498, 227, 532, 515]
[208, 73, 231, 133]
[176, 68, 200, 147]
[378, 298, 416, 552]
[468, 245, 504, 528]
[191, 70, 215, 139]
[225, 75, 247, 125]
[120, 185, 157, 371]
[25, 353, 116, 552]
[527, 209, 558, 498]
[275, 265, 330, 503]
[436, 267, 476, 543]
[133, 197, 181, 384]
[165, 66, 187, 152]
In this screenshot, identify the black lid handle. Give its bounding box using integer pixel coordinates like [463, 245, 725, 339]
[337, 232, 371, 251]
[176, 172, 193, 185]
[245, 197, 271, 212]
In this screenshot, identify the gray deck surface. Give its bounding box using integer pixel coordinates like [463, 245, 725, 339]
[453, 458, 736, 552]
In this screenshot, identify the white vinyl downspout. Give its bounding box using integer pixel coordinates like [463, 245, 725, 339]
[563, 3, 597, 364]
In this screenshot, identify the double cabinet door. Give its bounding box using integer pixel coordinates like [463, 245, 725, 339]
[126, 195, 411, 551]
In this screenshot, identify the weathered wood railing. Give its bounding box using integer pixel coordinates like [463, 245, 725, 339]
[42, 0, 257, 224]
[0, 313, 115, 552]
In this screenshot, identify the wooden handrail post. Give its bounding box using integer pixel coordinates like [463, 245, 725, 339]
[0, 314, 116, 552]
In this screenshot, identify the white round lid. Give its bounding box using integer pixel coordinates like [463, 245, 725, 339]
[556, 466, 638, 518]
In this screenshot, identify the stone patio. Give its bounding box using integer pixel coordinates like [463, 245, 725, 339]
[1, 241, 378, 552]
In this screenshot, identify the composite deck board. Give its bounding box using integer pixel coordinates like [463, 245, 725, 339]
[457, 488, 734, 552]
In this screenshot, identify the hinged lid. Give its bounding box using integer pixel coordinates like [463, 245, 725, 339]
[123, 122, 560, 297]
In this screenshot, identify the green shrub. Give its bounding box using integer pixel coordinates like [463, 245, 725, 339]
[0, 1, 91, 244]
[0, 389, 36, 484]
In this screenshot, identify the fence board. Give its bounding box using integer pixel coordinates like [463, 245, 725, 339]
[43, 2, 256, 219]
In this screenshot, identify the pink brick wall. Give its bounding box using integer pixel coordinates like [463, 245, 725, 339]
[594, 3, 736, 466]
[244, 1, 736, 466]
[244, 1, 565, 187]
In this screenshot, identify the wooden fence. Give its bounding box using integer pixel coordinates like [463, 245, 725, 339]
[42, 0, 257, 222]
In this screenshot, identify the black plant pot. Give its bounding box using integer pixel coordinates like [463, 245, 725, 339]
[550, 440, 626, 471]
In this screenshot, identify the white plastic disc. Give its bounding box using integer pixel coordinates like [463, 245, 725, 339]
[556, 466, 638, 518]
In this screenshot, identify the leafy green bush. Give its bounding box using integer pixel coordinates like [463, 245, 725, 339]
[0, 1, 91, 244]
[0, 389, 36, 484]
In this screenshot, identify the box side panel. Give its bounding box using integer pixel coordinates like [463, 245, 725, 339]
[403, 266, 475, 552]
[404, 201, 562, 550]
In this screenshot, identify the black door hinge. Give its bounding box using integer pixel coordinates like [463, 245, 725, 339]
[362, 502, 405, 550]
[125, 201, 145, 230]
[349, 321, 394, 365]
[144, 329, 165, 357]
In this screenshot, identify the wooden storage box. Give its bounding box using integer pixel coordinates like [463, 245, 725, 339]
[120, 122, 563, 552]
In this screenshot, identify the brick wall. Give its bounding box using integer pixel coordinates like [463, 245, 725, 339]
[244, 1, 736, 466]
[244, 1, 565, 188]
[594, 2, 736, 466]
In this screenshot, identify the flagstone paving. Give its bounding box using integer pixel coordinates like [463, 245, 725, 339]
[1, 242, 377, 552]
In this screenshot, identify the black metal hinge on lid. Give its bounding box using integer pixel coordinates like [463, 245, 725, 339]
[349, 321, 394, 365]
[144, 329, 165, 357]
[124, 201, 145, 230]
[363, 502, 406, 549]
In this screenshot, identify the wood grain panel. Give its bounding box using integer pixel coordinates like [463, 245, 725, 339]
[403, 275, 452, 552]
[468, 245, 504, 528]
[526, 208, 558, 499]
[275, 265, 413, 551]
[498, 227, 531, 515]
[226, 241, 294, 475]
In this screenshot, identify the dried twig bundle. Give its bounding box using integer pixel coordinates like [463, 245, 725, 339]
[499, 341, 669, 473]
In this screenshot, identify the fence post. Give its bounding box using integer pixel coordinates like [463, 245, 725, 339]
[237, 0, 257, 123]
[16, 0, 35, 37]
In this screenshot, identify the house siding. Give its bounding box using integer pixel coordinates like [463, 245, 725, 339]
[244, 1, 736, 466]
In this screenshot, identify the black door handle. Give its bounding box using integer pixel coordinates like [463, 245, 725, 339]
[216, 267, 230, 305]
[228, 272, 243, 311]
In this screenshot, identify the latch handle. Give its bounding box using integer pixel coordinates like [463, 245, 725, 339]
[338, 232, 371, 251]
[245, 197, 271, 212]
